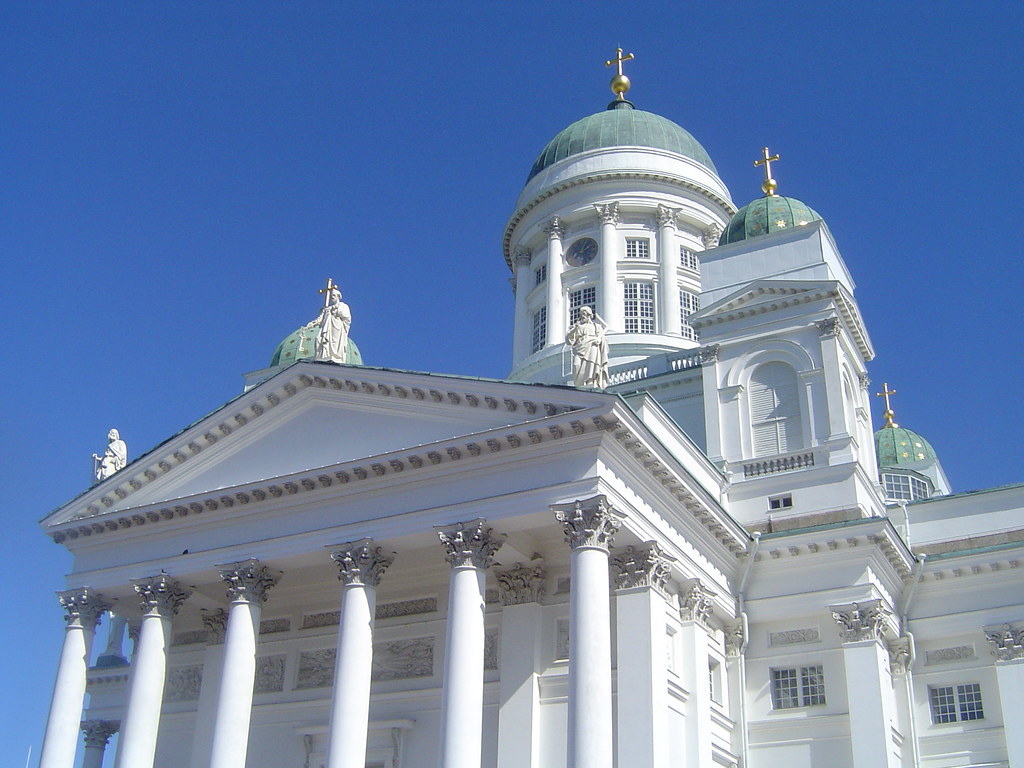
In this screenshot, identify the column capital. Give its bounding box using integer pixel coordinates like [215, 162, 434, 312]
[656, 204, 679, 228]
[858, 372, 872, 391]
[595, 201, 620, 225]
[888, 637, 912, 674]
[829, 598, 892, 643]
[131, 573, 191, 618]
[698, 344, 720, 364]
[81, 719, 119, 748]
[495, 562, 546, 605]
[702, 223, 722, 250]
[724, 619, 745, 657]
[57, 587, 110, 631]
[217, 558, 279, 604]
[329, 538, 395, 587]
[514, 247, 533, 267]
[611, 542, 674, 593]
[816, 317, 841, 339]
[543, 217, 564, 239]
[201, 608, 229, 644]
[679, 578, 716, 627]
[553, 495, 621, 552]
[436, 519, 505, 569]
[982, 622, 1024, 661]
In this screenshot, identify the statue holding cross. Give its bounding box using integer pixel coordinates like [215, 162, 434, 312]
[305, 278, 352, 363]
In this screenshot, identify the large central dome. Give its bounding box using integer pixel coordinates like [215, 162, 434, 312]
[527, 100, 717, 182]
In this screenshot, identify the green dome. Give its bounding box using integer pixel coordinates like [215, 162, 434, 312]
[270, 325, 363, 368]
[720, 195, 822, 245]
[874, 425, 938, 468]
[527, 100, 717, 182]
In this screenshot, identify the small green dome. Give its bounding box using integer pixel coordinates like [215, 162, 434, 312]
[527, 100, 717, 182]
[874, 425, 937, 468]
[720, 195, 822, 245]
[270, 325, 363, 368]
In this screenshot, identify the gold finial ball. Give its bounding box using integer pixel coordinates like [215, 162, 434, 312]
[761, 177, 778, 196]
[610, 74, 630, 97]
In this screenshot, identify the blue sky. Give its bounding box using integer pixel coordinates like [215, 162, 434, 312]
[2, 3, 1022, 763]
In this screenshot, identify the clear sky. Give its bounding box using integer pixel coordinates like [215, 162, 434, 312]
[2, 2, 1022, 763]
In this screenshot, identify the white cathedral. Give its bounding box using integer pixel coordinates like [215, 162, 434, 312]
[38, 58, 1024, 768]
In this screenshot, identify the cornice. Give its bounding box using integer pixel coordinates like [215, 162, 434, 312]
[48, 407, 611, 545]
[756, 522, 915, 581]
[503, 171, 736, 269]
[49, 367, 592, 531]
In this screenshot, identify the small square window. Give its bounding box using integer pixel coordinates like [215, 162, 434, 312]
[768, 494, 793, 511]
[625, 238, 651, 259]
[771, 665, 825, 709]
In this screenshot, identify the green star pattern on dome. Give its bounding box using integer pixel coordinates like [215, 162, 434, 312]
[720, 194, 823, 245]
[270, 325, 363, 368]
[875, 425, 938, 468]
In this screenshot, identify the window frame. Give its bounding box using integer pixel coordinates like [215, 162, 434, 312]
[624, 281, 655, 333]
[568, 286, 597, 325]
[928, 683, 984, 724]
[624, 237, 652, 260]
[531, 306, 547, 353]
[770, 664, 826, 710]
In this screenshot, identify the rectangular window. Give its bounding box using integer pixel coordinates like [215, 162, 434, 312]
[624, 282, 655, 333]
[680, 247, 699, 272]
[569, 287, 596, 324]
[680, 289, 700, 341]
[771, 665, 825, 709]
[929, 683, 984, 724]
[534, 264, 547, 288]
[709, 658, 723, 705]
[531, 307, 546, 353]
[883, 473, 912, 500]
[625, 237, 651, 259]
[768, 494, 793, 511]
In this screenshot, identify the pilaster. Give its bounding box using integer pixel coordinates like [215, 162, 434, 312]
[983, 622, 1024, 766]
[189, 609, 229, 768]
[678, 578, 716, 767]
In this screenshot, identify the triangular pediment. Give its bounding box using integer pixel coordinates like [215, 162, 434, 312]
[43, 362, 601, 526]
[691, 279, 840, 322]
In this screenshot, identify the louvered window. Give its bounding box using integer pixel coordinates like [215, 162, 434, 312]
[749, 362, 803, 457]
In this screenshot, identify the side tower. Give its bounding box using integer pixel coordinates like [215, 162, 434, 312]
[692, 153, 883, 525]
[504, 53, 735, 384]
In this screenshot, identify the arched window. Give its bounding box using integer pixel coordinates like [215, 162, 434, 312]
[749, 362, 803, 456]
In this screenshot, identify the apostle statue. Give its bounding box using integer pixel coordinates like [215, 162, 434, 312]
[93, 428, 127, 481]
[565, 305, 610, 388]
[305, 278, 352, 363]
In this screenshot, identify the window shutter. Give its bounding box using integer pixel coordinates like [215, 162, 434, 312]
[749, 362, 803, 456]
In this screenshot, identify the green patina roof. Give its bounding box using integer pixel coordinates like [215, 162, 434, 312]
[270, 325, 363, 368]
[875, 425, 938, 468]
[720, 194, 822, 245]
[527, 100, 717, 182]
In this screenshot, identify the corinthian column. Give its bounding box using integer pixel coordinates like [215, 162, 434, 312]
[544, 218, 566, 346]
[39, 588, 110, 768]
[512, 248, 534, 361]
[596, 203, 621, 331]
[436, 519, 505, 768]
[553, 495, 621, 768]
[81, 719, 119, 768]
[656, 205, 682, 336]
[325, 540, 395, 768]
[208, 560, 278, 768]
[116, 574, 190, 768]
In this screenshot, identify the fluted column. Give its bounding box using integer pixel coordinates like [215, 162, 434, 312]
[553, 495, 621, 768]
[39, 588, 110, 768]
[612, 544, 674, 768]
[81, 719, 119, 768]
[983, 622, 1024, 766]
[829, 600, 900, 768]
[596, 203, 621, 331]
[544, 219, 566, 346]
[208, 560, 278, 768]
[437, 519, 504, 768]
[115, 574, 190, 768]
[325, 540, 395, 768]
[512, 248, 534, 360]
[656, 205, 681, 336]
[495, 562, 546, 768]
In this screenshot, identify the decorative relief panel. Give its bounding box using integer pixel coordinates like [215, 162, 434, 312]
[255, 654, 286, 693]
[925, 645, 976, 665]
[260, 618, 291, 635]
[555, 619, 570, 662]
[302, 611, 340, 630]
[296, 649, 336, 689]
[302, 598, 438, 629]
[172, 629, 209, 646]
[164, 664, 203, 701]
[372, 637, 435, 681]
[769, 628, 820, 646]
[485, 629, 499, 671]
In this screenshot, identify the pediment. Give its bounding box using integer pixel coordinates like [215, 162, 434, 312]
[691, 279, 840, 323]
[44, 362, 600, 527]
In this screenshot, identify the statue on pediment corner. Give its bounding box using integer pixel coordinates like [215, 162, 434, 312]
[93, 428, 127, 481]
[305, 279, 352, 364]
[565, 306, 609, 389]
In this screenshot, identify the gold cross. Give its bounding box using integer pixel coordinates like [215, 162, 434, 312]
[754, 146, 780, 196]
[605, 47, 634, 100]
[875, 382, 898, 428]
[319, 277, 338, 308]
